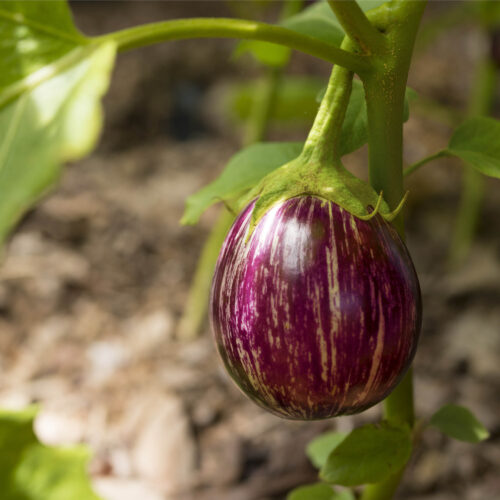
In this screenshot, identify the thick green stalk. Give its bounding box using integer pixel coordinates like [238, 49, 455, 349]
[360, 2, 427, 499]
[363, 1, 426, 226]
[449, 57, 497, 267]
[94, 18, 370, 74]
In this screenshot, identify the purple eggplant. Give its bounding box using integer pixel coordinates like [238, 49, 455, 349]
[210, 196, 421, 420]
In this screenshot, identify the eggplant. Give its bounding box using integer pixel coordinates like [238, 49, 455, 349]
[210, 196, 421, 420]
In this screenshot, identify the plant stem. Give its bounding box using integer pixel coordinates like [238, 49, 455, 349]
[94, 18, 370, 74]
[302, 38, 355, 165]
[360, 1, 427, 499]
[177, 208, 234, 340]
[403, 150, 447, 178]
[449, 56, 497, 267]
[328, 0, 387, 54]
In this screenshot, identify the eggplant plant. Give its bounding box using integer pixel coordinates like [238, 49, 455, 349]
[0, 1, 499, 499]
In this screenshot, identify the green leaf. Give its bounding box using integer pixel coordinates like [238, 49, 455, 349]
[429, 404, 490, 443]
[287, 483, 354, 500]
[0, 0, 87, 91]
[0, 1, 116, 244]
[306, 431, 348, 469]
[0, 406, 101, 500]
[282, 3, 344, 49]
[0, 42, 116, 243]
[320, 423, 412, 486]
[339, 80, 368, 156]
[446, 117, 500, 178]
[227, 76, 324, 124]
[282, 0, 385, 49]
[181, 142, 303, 225]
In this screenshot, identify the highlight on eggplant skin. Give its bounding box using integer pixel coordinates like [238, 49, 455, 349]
[210, 196, 421, 420]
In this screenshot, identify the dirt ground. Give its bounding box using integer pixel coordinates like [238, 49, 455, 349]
[0, 2, 499, 499]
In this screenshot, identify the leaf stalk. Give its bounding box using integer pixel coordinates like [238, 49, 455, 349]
[94, 18, 371, 74]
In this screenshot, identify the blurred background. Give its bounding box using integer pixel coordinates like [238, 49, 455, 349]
[0, 1, 499, 499]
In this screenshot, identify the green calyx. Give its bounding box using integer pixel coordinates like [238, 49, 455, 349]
[243, 152, 407, 237]
[239, 28, 410, 238]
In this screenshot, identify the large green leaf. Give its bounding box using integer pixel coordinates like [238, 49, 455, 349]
[306, 431, 348, 469]
[0, 0, 86, 91]
[446, 117, 500, 178]
[0, 43, 116, 243]
[430, 404, 490, 443]
[0, 1, 115, 245]
[0, 407, 101, 500]
[181, 142, 303, 225]
[287, 483, 354, 500]
[320, 423, 412, 486]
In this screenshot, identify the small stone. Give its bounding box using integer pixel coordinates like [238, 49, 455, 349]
[132, 395, 196, 494]
[125, 310, 174, 354]
[199, 424, 242, 486]
[87, 341, 131, 383]
[108, 447, 133, 477]
[0, 390, 31, 410]
[34, 409, 85, 446]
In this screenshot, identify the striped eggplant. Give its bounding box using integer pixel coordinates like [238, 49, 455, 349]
[210, 196, 421, 420]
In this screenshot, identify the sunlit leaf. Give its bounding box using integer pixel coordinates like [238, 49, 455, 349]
[0, 1, 115, 244]
[0, 406, 101, 500]
[0, 0, 86, 91]
[0, 43, 116, 243]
